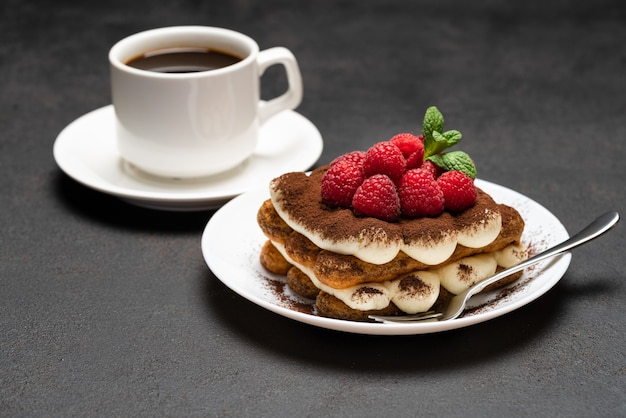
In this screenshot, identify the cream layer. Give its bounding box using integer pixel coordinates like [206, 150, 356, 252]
[269, 186, 503, 266]
[271, 240, 527, 314]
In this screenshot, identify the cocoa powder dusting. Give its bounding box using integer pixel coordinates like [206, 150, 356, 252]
[258, 273, 314, 315]
[462, 279, 527, 317]
[272, 168, 503, 249]
[352, 286, 384, 303]
[458, 263, 474, 283]
[398, 276, 432, 297]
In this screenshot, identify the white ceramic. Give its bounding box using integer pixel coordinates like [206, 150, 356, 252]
[53, 105, 323, 211]
[202, 180, 571, 335]
[109, 26, 303, 178]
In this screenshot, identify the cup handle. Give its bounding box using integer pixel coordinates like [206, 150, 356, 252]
[257, 47, 303, 124]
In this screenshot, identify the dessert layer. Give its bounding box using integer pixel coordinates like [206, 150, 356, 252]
[269, 167, 503, 265]
[258, 195, 526, 289]
[271, 239, 527, 314]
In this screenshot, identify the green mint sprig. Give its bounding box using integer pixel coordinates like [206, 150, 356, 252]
[421, 106, 476, 179]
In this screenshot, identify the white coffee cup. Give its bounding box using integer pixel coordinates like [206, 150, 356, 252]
[109, 26, 303, 178]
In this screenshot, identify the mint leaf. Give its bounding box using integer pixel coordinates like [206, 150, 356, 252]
[424, 130, 462, 158]
[426, 150, 477, 178]
[422, 106, 463, 158]
[442, 130, 462, 146]
[421, 106, 475, 177]
[422, 106, 444, 143]
[425, 130, 451, 156]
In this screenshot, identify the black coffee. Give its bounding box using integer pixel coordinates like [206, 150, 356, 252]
[126, 47, 242, 73]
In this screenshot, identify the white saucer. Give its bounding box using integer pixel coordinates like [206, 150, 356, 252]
[53, 105, 324, 211]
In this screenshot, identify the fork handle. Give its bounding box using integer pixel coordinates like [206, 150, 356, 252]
[467, 211, 620, 298]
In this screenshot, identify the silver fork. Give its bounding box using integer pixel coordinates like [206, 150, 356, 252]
[369, 211, 619, 324]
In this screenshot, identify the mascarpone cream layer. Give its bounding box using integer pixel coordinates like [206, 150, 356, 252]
[270, 184, 503, 266]
[272, 241, 527, 314]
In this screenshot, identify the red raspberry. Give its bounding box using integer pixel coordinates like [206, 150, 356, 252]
[351, 174, 400, 221]
[389, 133, 424, 170]
[390, 133, 424, 157]
[363, 142, 406, 183]
[398, 169, 445, 217]
[330, 150, 366, 169]
[437, 170, 477, 212]
[420, 160, 442, 178]
[405, 149, 424, 170]
[321, 160, 365, 208]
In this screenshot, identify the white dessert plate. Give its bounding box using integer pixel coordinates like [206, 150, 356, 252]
[202, 179, 571, 335]
[53, 105, 323, 211]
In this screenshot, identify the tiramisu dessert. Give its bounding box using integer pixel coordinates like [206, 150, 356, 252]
[257, 106, 528, 321]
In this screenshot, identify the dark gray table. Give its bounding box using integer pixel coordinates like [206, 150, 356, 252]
[2, 1, 625, 416]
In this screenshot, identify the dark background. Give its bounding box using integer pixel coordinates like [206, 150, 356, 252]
[2, 0, 625, 416]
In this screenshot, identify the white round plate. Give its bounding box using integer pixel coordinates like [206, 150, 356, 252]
[202, 179, 571, 335]
[53, 105, 323, 211]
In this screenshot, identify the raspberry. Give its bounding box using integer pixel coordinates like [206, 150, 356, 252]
[437, 170, 477, 212]
[351, 174, 400, 221]
[390, 133, 424, 157]
[398, 169, 445, 217]
[389, 133, 424, 170]
[330, 150, 366, 169]
[363, 142, 406, 183]
[420, 160, 442, 178]
[321, 160, 365, 208]
[405, 150, 424, 170]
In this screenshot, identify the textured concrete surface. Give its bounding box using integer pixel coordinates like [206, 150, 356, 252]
[1, 0, 625, 416]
